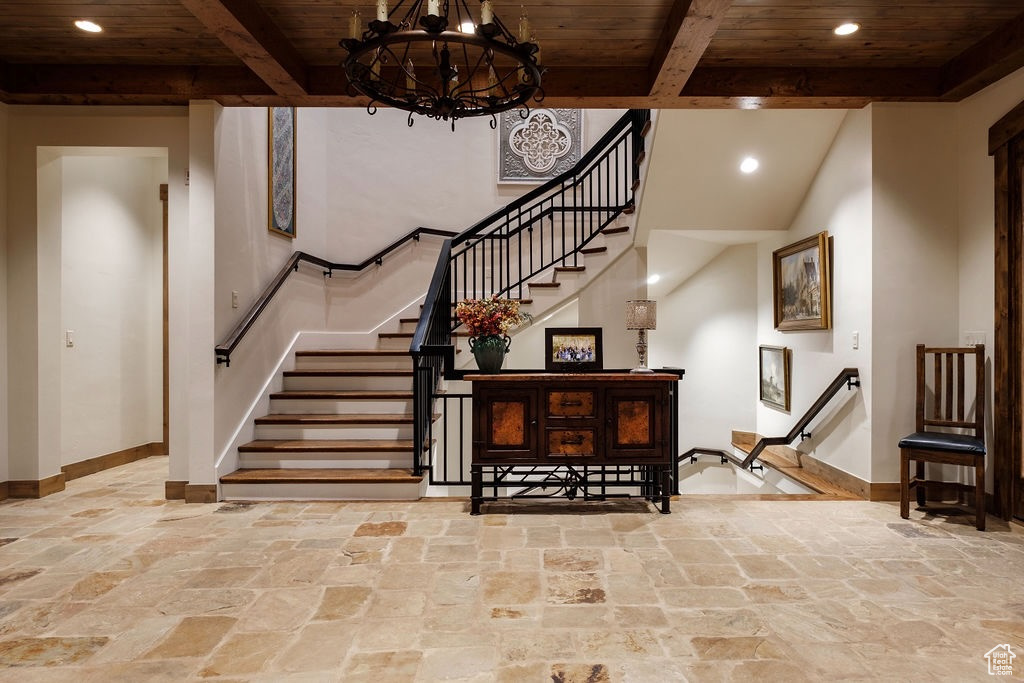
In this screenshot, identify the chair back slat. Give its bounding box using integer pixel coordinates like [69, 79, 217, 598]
[956, 353, 965, 421]
[915, 344, 985, 443]
[944, 353, 954, 420]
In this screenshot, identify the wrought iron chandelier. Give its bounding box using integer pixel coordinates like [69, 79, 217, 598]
[340, 0, 543, 127]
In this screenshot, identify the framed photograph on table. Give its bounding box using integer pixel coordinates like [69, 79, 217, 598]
[773, 230, 830, 330]
[759, 345, 790, 411]
[545, 327, 603, 372]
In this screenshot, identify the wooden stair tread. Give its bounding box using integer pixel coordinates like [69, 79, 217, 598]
[283, 369, 412, 377]
[295, 350, 409, 357]
[255, 413, 416, 425]
[528, 281, 561, 288]
[270, 390, 413, 400]
[580, 246, 607, 255]
[240, 439, 421, 452]
[377, 332, 415, 339]
[555, 266, 585, 273]
[734, 443, 859, 499]
[623, 204, 635, 215]
[601, 226, 630, 235]
[221, 468, 422, 484]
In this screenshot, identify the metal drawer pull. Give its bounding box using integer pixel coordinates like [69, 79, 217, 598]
[560, 400, 584, 407]
[561, 435, 585, 446]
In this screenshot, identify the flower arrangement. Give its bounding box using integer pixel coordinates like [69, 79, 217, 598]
[455, 296, 530, 337]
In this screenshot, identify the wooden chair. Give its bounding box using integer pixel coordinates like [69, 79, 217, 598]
[899, 344, 986, 530]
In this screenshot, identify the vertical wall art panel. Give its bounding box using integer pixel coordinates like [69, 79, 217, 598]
[268, 107, 296, 238]
[498, 108, 582, 182]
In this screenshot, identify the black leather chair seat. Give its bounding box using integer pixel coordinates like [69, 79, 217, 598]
[897, 431, 986, 455]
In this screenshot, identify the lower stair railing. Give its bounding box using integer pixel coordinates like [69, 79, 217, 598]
[681, 368, 862, 480]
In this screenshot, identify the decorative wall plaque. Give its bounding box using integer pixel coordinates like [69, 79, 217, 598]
[498, 108, 583, 183]
[268, 106, 296, 238]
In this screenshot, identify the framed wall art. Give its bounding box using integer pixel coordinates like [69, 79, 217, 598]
[545, 327, 603, 373]
[498, 108, 583, 183]
[268, 106, 296, 238]
[773, 230, 831, 330]
[759, 345, 791, 412]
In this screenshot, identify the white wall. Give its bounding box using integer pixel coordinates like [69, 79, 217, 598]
[652, 242, 758, 451]
[5, 106, 188, 484]
[869, 104, 960, 482]
[0, 104, 7, 482]
[59, 154, 164, 465]
[576, 248, 647, 370]
[757, 108, 874, 482]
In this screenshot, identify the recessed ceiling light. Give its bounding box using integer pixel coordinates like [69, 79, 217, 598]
[834, 22, 859, 36]
[75, 19, 103, 33]
[740, 157, 760, 174]
[460, 20, 475, 33]
[647, 274, 661, 285]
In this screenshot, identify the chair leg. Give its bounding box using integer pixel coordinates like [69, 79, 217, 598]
[975, 456, 985, 531]
[915, 460, 926, 506]
[900, 449, 910, 519]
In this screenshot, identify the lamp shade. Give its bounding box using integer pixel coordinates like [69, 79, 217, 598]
[626, 300, 656, 330]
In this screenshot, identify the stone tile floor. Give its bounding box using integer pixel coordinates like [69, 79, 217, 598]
[1, 457, 1023, 682]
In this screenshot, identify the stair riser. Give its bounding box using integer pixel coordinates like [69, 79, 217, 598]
[283, 376, 412, 391]
[376, 337, 415, 350]
[294, 356, 412, 371]
[220, 481, 422, 501]
[254, 425, 413, 440]
[238, 454, 415, 469]
[270, 399, 414, 414]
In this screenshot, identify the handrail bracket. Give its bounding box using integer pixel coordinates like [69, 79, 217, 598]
[846, 377, 861, 390]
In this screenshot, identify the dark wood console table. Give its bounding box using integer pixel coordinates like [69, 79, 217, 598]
[468, 372, 679, 514]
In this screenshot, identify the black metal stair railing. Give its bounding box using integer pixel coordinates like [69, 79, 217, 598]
[215, 227, 456, 366]
[410, 109, 651, 479]
[681, 367, 862, 478]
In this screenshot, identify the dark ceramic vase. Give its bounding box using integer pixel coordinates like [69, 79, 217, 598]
[469, 335, 511, 374]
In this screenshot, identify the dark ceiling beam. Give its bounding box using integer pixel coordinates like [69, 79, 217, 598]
[0, 64, 950, 110]
[179, 0, 309, 97]
[647, 0, 733, 98]
[941, 9, 1024, 101]
[681, 67, 944, 102]
[0, 64, 274, 105]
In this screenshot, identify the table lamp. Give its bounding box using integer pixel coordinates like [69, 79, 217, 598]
[626, 299, 656, 373]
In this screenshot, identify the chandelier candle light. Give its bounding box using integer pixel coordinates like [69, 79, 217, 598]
[626, 299, 657, 374]
[340, 0, 543, 128]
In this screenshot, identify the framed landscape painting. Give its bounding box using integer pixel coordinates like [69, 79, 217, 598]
[545, 327, 603, 373]
[759, 345, 790, 411]
[773, 231, 831, 330]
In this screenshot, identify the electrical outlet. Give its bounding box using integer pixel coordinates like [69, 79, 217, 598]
[231, 290, 239, 309]
[964, 331, 986, 347]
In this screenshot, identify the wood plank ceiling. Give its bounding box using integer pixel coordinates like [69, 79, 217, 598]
[1, 1, 1023, 108]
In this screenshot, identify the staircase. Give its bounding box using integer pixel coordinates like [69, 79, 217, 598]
[219, 349, 426, 500]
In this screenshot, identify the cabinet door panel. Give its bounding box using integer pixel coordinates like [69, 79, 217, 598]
[476, 389, 536, 460]
[605, 387, 667, 460]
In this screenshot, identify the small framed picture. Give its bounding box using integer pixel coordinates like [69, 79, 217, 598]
[759, 345, 790, 411]
[545, 327, 603, 373]
[773, 230, 830, 330]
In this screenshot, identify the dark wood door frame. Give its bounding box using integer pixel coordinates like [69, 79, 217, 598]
[990, 100, 1024, 520]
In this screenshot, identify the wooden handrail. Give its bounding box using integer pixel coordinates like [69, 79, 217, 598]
[740, 368, 861, 469]
[215, 227, 456, 366]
